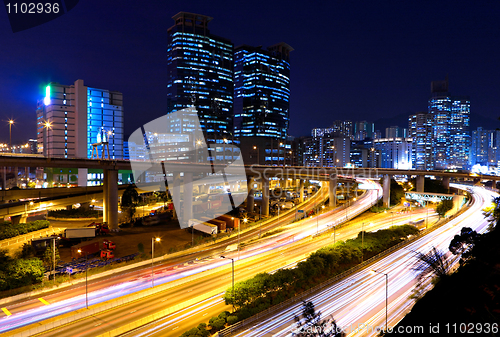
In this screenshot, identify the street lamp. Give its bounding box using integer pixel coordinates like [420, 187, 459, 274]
[361, 222, 365, 263]
[77, 248, 88, 309]
[241, 218, 247, 260]
[8, 120, 14, 152]
[220, 255, 235, 313]
[372, 269, 389, 333]
[253, 146, 260, 165]
[151, 237, 161, 287]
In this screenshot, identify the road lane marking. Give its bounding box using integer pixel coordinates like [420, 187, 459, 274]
[1, 307, 11, 316]
[38, 298, 50, 305]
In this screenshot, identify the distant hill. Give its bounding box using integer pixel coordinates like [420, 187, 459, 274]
[373, 111, 499, 135]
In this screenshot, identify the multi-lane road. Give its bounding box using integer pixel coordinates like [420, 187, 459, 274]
[230, 185, 496, 337]
[1, 181, 377, 335]
[2, 179, 466, 337]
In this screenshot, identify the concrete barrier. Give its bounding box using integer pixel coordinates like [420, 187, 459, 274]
[0, 227, 65, 249]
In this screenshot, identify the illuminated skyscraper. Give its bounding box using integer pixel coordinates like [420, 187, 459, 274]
[233, 43, 292, 140]
[36, 79, 123, 159]
[428, 78, 470, 170]
[166, 12, 234, 151]
[409, 112, 433, 170]
[470, 127, 500, 169]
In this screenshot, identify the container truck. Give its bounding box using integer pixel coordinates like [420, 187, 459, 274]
[188, 219, 218, 235]
[71, 241, 100, 259]
[64, 227, 96, 239]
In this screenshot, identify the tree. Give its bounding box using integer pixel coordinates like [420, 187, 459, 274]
[436, 199, 453, 217]
[411, 246, 450, 283]
[449, 227, 480, 265]
[483, 196, 500, 230]
[7, 258, 45, 289]
[389, 179, 405, 206]
[42, 241, 60, 269]
[293, 301, 345, 337]
[17, 243, 36, 259]
[120, 185, 140, 220]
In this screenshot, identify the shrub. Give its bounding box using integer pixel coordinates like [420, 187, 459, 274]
[226, 315, 239, 325]
[0, 220, 50, 240]
[208, 317, 225, 331]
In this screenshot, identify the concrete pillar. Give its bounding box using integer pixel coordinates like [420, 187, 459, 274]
[247, 176, 255, 213]
[329, 177, 337, 207]
[183, 172, 193, 225]
[78, 168, 88, 187]
[383, 174, 391, 208]
[106, 169, 118, 230]
[416, 175, 425, 193]
[299, 180, 305, 203]
[103, 169, 108, 223]
[1, 167, 5, 190]
[172, 172, 181, 220]
[11, 214, 27, 225]
[262, 177, 270, 216]
[443, 176, 450, 191]
[14, 167, 18, 188]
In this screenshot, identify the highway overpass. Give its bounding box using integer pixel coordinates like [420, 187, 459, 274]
[1, 155, 498, 229]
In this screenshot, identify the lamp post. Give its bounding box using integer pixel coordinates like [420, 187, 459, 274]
[361, 222, 365, 263]
[43, 121, 52, 157]
[195, 139, 202, 163]
[151, 237, 161, 287]
[52, 236, 57, 285]
[241, 218, 247, 260]
[8, 120, 14, 152]
[372, 269, 389, 333]
[253, 146, 260, 165]
[77, 249, 88, 309]
[220, 255, 235, 313]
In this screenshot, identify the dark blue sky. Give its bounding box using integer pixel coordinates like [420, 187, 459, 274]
[1, 0, 499, 143]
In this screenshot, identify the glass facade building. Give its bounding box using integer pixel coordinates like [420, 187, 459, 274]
[427, 78, 470, 170]
[408, 112, 433, 170]
[470, 127, 500, 168]
[233, 43, 292, 140]
[36, 79, 123, 159]
[166, 12, 234, 148]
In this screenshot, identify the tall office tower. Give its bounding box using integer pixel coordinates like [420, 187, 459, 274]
[234, 44, 292, 140]
[350, 140, 380, 168]
[303, 129, 350, 167]
[428, 77, 470, 170]
[332, 120, 353, 138]
[354, 121, 375, 140]
[409, 112, 433, 170]
[385, 126, 408, 139]
[36, 79, 124, 159]
[470, 127, 500, 168]
[166, 12, 234, 154]
[373, 137, 413, 169]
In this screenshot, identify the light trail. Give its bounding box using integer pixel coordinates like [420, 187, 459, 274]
[0, 181, 375, 332]
[233, 185, 496, 337]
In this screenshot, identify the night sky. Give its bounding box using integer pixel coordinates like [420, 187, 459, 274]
[1, 0, 500, 144]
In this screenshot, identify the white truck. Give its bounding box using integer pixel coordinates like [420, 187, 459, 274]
[64, 227, 96, 239]
[188, 219, 218, 235]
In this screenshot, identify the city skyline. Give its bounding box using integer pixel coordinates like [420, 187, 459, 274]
[1, 1, 500, 143]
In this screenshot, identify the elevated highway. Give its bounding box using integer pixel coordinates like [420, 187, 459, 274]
[1, 155, 497, 229]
